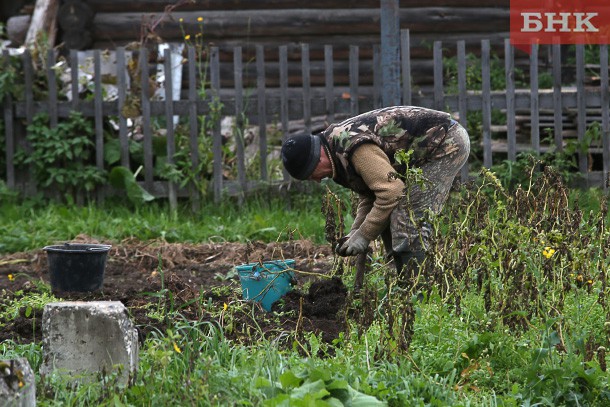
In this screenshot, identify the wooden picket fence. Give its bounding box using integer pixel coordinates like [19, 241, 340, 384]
[1, 30, 609, 207]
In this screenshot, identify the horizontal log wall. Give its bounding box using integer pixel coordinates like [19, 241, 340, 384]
[83, 1, 511, 88]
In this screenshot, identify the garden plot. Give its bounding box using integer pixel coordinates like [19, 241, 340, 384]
[0, 239, 347, 346]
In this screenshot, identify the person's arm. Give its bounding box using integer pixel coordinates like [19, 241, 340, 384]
[350, 194, 373, 231]
[350, 143, 404, 241]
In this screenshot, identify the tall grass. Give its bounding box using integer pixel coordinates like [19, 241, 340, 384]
[0, 188, 335, 254]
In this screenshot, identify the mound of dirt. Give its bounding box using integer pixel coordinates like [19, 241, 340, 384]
[0, 239, 350, 346]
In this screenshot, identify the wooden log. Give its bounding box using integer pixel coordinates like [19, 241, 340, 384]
[25, 0, 60, 48]
[86, 0, 509, 13]
[92, 32, 510, 61]
[92, 8, 509, 42]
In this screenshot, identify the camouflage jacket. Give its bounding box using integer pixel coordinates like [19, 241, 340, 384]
[320, 106, 457, 194]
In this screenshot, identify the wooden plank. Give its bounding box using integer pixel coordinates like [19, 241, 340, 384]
[70, 50, 79, 111]
[481, 40, 492, 168]
[324, 45, 335, 122]
[210, 47, 223, 203]
[94, 50, 104, 170]
[279, 45, 290, 181]
[86, 0, 509, 13]
[301, 44, 312, 134]
[575, 44, 587, 173]
[380, 0, 401, 106]
[401, 29, 412, 106]
[140, 48, 154, 192]
[373, 44, 381, 109]
[3, 51, 15, 188]
[433, 41, 443, 111]
[256, 45, 268, 181]
[25, 0, 59, 48]
[600, 43, 609, 188]
[163, 48, 177, 212]
[116, 47, 130, 168]
[92, 8, 510, 41]
[23, 50, 36, 195]
[529, 44, 540, 154]
[457, 40, 468, 180]
[234, 46, 247, 196]
[94, 50, 104, 201]
[46, 50, 58, 128]
[187, 45, 200, 211]
[349, 45, 359, 115]
[504, 39, 516, 161]
[552, 43, 563, 151]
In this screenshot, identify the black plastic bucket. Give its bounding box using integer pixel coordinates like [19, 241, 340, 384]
[43, 243, 112, 292]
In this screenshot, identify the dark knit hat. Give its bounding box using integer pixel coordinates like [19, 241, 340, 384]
[281, 134, 321, 180]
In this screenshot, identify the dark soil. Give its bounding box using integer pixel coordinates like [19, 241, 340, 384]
[0, 236, 349, 347]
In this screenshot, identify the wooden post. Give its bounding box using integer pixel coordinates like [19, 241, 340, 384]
[380, 0, 401, 107]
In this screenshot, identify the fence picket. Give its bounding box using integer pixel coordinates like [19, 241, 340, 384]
[433, 41, 443, 111]
[373, 44, 381, 109]
[400, 29, 411, 106]
[163, 48, 177, 212]
[457, 40, 468, 181]
[601, 43, 609, 189]
[301, 44, 312, 134]
[210, 47, 223, 203]
[139, 48, 154, 191]
[3, 51, 15, 188]
[504, 39, 516, 162]
[256, 45, 268, 181]
[530, 44, 540, 154]
[47, 50, 58, 128]
[116, 47, 130, 168]
[349, 45, 359, 115]
[234, 46, 247, 197]
[279, 45, 289, 181]
[576, 44, 587, 174]
[70, 50, 79, 111]
[324, 45, 335, 123]
[552, 43, 563, 151]
[187, 45, 200, 210]
[481, 40, 492, 168]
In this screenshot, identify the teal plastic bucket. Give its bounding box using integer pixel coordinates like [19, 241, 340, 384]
[236, 260, 295, 311]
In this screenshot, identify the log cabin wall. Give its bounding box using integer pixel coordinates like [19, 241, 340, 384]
[77, 0, 510, 89]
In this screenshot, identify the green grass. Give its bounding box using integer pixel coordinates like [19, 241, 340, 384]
[0, 188, 338, 254]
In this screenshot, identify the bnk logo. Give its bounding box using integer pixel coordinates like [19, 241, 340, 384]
[511, 0, 610, 48]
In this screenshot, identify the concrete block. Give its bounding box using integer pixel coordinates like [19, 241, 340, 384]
[40, 301, 138, 385]
[0, 357, 36, 407]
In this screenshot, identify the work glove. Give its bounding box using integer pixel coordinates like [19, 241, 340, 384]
[335, 229, 370, 257]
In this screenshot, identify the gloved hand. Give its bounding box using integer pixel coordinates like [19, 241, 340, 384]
[336, 229, 370, 256]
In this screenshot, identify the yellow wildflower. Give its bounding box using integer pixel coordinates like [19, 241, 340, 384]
[184, 34, 191, 40]
[173, 342, 182, 353]
[8, 274, 14, 281]
[542, 247, 555, 259]
[197, 17, 203, 22]
[587, 280, 593, 285]
[223, 302, 228, 311]
[577, 274, 584, 282]
[179, 18, 184, 22]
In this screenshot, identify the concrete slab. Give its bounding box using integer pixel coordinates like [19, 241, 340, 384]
[0, 357, 36, 407]
[40, 301, 138, 385]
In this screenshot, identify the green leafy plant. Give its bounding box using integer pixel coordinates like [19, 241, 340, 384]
[14, 112, 106, 200]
